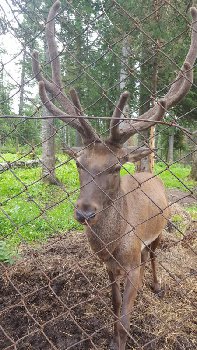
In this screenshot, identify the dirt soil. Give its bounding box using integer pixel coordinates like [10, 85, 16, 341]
[0, 203, 196, 350]
[167, 188, 196, 206]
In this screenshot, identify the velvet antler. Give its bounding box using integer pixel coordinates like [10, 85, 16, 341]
[32, 1, 99, 145]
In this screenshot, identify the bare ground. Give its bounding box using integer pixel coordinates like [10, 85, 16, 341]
[0, 211, 196, 350]
[167, 188, 196, 206]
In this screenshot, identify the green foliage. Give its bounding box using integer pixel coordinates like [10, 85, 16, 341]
[16, 117, 41, 145]
[157, 125, 189, 162]
[0, 58, 13, 141]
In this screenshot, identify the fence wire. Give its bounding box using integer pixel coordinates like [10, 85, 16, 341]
[0, 1, 197, 350]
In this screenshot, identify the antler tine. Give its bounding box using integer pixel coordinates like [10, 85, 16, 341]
[70, 88, 84, 116]
[32, 50, 54, 93]
[46, 0, 61, 87]
[38, 81, 85, 135]
[127, 146, 152, 162]
[165, 7, 197, 108]
[32, 48, 76, 116]
[32, 0, 99, 144]
[46, 0, 98, 143]
[32, 6, 80, 126]
[44, 0, 78, 116]
[108, 91, 129, 144]
[70, 88, 100, 143]
[108, 7, 197, 146]
[185, 8, 197, 70]
[165, 62, 193, 107]
[120, 99, 167, 145]
[32, 51, 83, 132]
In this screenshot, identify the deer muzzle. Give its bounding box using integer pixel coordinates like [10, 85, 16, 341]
[75, 200, 100, 225]
[75, 209, 96, 224]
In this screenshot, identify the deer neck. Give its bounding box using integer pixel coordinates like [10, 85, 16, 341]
[86, 188, 128, 262]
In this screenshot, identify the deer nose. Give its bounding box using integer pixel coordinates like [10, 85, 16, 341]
[75, 209, 96, 224]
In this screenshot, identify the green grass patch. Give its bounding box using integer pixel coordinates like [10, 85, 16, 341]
[0, 240, 18, 264]
[120, 162, 135, 176]
[121, 161, 195, 190]
[185, 205, 197, 220]
[0, 152, 35, 163]
[0, 157, 82, 261]
[171, 214, 188, 235]
[154, 162, 195, 190]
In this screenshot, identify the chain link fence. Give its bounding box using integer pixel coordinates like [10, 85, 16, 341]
[0, 1, 197, 349]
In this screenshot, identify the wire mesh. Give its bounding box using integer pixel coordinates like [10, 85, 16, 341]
[0, 1, 196, 349]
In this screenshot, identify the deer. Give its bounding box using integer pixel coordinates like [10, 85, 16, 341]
[32, 2, 197, 349]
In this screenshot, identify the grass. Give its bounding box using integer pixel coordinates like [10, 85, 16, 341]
[0, 240, 18, 264]
[0, 154, 196, 262]
[120, 161, 195, 190]
[0, 152, 37, 163]
[154, 162, 195, 190]
[0, 156, 82, 261]
[185, 204, 197, 220]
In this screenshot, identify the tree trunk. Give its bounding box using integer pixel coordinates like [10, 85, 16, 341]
[137, 131, 150, 172]
[149, 126, 155, 173]
[149, 37, 160, 172]
[167, 128, 174, 164]
[41, 38, 57, 184]
[75, 129, 82, 147]
[119, 36, 131, 146]
[190, 151, 197, 180]
[41, 113, 57, 184]
[75, 14, 84, 147]
[190, 135, 197, 180]
[137, 33, 152, 172]
[137, 70, 151, 171]
[18, 50, 26, 115]
[138, 1, 162, 172]
[62, 125, 67, 150]
[120, 37, 130, 92]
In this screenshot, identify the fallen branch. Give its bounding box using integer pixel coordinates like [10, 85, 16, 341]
[0, 159, 40, 172]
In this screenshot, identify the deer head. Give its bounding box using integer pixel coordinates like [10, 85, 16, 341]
[32, 1, 197, 225]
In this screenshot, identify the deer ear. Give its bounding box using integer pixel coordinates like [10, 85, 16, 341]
[120, 146, 152, 164]
[62, 147, 82, 159]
